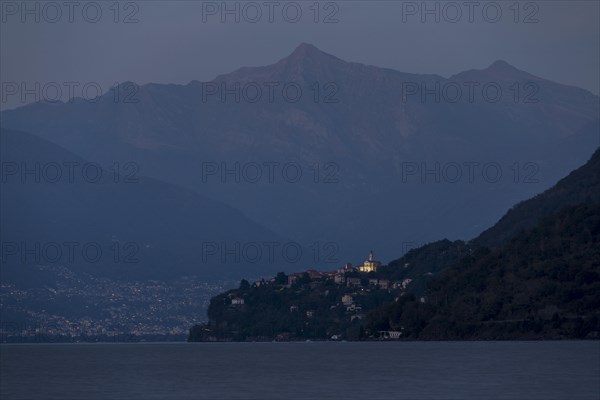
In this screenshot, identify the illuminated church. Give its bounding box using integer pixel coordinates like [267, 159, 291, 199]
[358, 250, 381, 273]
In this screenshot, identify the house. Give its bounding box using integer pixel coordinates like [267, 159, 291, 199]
[334, 274, 345, 284]
[346, 277, 361, 287]
[389, 331, 402, 339]
[231, 297, 244, 305]
[307, 269, 325, 280]
[290, 305, 298, 312]
[275, 333, 291, 341]
[369, 278, 379, 286]
[338, 262, 354, 274]
[306, 310, 315, 318]
[287, 274, 302, 286]
[346, 303, 362, 312]
[342, 294, 353, 306]
[401, 278, 412, 289]
[378, 279, 389, 290]
[358, 251, 381, 273]
[379, 330, 402, 339]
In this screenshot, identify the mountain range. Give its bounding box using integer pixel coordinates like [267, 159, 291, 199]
[3, 43, 599, 266]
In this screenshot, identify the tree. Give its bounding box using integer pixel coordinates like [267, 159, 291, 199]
[299, 273, 311, 285]
[275, 272, 288, 284]
[239, 279, 250, 290]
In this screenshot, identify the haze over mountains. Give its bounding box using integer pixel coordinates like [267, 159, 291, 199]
[1, 129, 294, 283]
[2, 43, 599, 267]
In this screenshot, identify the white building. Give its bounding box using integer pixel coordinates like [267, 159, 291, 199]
[231, 297, 244, 305]
[342, 294, 353, 306]
[358, 251, 381, 273]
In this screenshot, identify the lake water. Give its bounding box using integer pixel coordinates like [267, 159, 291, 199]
[1, 341, 598, 399]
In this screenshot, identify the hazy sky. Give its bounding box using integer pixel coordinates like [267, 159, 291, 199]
[1, 0, 599, 110]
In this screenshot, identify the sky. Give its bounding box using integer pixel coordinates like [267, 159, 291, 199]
[1, 0, 599, 110]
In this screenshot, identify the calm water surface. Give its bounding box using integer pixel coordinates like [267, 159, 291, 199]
[1, 341, 598, 400]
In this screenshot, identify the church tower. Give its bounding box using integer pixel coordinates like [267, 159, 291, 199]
[359, 250, 381, 273]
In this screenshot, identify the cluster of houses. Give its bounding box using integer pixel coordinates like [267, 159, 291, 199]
[284, 251, 413, 291]
[229, 251, 414, 315]
[222, 251, 415, 340]
[286, 250, 385, 287]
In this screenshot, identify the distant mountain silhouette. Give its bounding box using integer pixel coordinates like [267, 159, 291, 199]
[0, 129, 297, 284]
[2, 43, 599, 263]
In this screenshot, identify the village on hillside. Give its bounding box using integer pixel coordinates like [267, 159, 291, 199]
[198, 251, 422, 341]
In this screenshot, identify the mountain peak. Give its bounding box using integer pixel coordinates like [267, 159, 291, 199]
[289, 43, 323, 59]
[451, 59, 535, 81]
[279, 43, 342, 67]
[486, 60, 519, 73]
[292, 43, 321, 55]
[211, 43, 342, 83]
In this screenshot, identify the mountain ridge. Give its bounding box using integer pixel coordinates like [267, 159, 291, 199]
[476, 145, 600, 247]
[2, 44, 599, 264]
